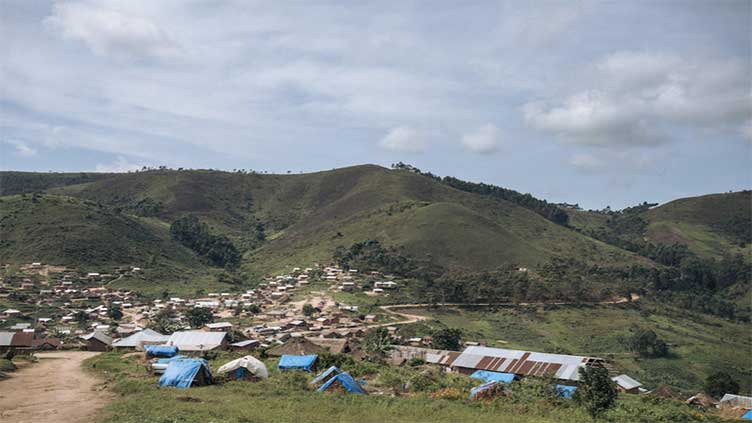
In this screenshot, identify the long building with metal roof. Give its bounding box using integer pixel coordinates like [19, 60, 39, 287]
[449, 346, 606, 382]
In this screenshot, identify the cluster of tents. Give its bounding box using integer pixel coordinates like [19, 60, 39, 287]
[151, 350, 366, 395]
[468, 369, 576, 400]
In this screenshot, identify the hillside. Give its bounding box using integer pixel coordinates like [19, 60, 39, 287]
[0, 166, 748, 302]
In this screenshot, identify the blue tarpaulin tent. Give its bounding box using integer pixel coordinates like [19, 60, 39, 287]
[742, 410, 752, 420]
[470, 370, 517, 384]
[318, 372, 367, 394]
[470, 381, 502, 399]
[278, 354, 317, 371]
[145, 345, 179, 358]
[158, 358, 213, 389]
[310, 366, 340, 385]
[554, 385, 577, 399]
[156, 355, 186, 364]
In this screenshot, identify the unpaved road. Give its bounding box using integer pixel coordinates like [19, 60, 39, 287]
[0, 351, 111, 423]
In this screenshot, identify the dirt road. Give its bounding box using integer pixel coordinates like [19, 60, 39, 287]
[0, 351, 111, 423]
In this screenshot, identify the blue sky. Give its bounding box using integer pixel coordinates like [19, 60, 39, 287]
[1, 0, 750, 209]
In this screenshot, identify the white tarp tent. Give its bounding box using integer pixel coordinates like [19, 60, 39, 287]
[217, 355, 269, 379]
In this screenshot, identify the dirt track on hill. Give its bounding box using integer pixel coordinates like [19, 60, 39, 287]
[0, 351, 111, 423]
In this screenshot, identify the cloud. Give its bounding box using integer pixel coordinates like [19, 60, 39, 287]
[461, 124, 500, 153]
[5, 140, 38, 157]
[44, 2, 182, 62]
[94, 156, 142, 173]
[569, 153, 605, 171]
[379, 127, 427, 153]
[523, 52, 751, 147]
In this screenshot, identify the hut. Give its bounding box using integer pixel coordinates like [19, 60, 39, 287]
[267, 337, 327, 357]
[81, 332, 112, 352]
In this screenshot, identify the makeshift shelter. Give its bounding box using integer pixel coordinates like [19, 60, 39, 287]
[217, 355, 269, 380]
[470, 381, 505, 399]
[310, 366, 341, 386]
[158, 358, 213, 389]
[151, 355, 187, 374]
[145, 345, 179, 358]
[720, 394, 752, 410]
[267, 337, 327, 357]
[230, 340, 260, 351]
[742, 410, 752, 420]
[278, 354, 318, 372]
[686, 393, 717, 408]
[554, 385, 577, 399]
[165, 331, 227, 352]
[318, 372, 366, 395]
[112, 329, 169, 349]
[470, 370, 517, 384]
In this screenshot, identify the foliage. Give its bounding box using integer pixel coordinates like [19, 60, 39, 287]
[148, 309, 182, 334]
[186, 307, 214, 328]
[703, 372, 740, 398]
[75, 310, 89, 326]
[362, 327, 395, 361]
[431, 328, 462, 351]
[108, 304, 123, 321]
[170, 215, 240, 268]
[622, 328, 669, 358]
[302, 304, 315, 317]
[574, 366, 618, 421]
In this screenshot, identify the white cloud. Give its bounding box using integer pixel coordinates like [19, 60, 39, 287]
[569, 153, 605, 171]
[523, 52, 751, 147]
[94, 156, 142, 173]
[6, 140, 38, 157]
[379, 127, 427, 153]
[44, 2, 182, 62]
[461, 124, 500, 153]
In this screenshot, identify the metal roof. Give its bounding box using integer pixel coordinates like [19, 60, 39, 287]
[721, 394, 752, 409]
[166, 331, 226, 351]
[0, 331, 14, 346]
[452, 346, 606, 382]
[612, 374, 642, 390]
[112, 329, 169, 348]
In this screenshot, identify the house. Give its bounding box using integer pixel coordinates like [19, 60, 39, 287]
[112, 329, 170, 349]
[230, 339, 260, 351]
[374, 281, 397, 289]
[32, 338, 61, 350]
[449, 346, 606, 382]
[81, 331, 112, 352]
[0, 331, 34, 352]
[204, 322, 233, 332]
[612, 374, 643, 394]
[720, 394, 752, 410]
[165, 331, 227, 352]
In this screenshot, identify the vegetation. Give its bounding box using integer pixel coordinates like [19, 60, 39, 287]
[704, 372, 740, 399]
[574, 366, 618, 421]
[186, 307, 214, 328]
[622, 329, 669, 358]
[362, 328, 395, 361]
[170, 215, 241, 268]
[431, 328, 462, 351]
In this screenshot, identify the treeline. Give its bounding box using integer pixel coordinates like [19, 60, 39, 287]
[170, 215, 240, 268]
[333, 240, 441, 280]
[390, 162, 569, 226]
[0, 172, 112, 196]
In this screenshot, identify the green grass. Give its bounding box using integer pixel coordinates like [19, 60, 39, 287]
[395, 302, 752, 394]
[85, 352, 729, 423]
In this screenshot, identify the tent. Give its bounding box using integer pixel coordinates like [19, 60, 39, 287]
[151, 355, 187, 374]
[216, 355, 269, 380]
[278, 354, 318, 371]
[145, 345, 179, 358]
[112, 329, 169, 349]
[310, 366, 340, 385]
[318, 372, 367, 395]
[158, 358, 213, 389]
[554, 385, 577, 400]
[470, 370, 517, 384]
[742, 410, 752, 420]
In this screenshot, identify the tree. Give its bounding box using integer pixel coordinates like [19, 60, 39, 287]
[108, 304, 123, 321]
[704, 372, 740, 398]
[362, 327, 394, 361]
[186, 307, 214, 328]
[623, 329, 669, 358]
[574, 366, 617, 422]
[148, 309, 181, 334]
[74, 311, 89, 326]
[247, 304, 261, 314]
[302, 303, 315, 317]
[431, 328, 462, 351]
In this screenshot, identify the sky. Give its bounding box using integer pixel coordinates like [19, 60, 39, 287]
[1, 0, 750, 209]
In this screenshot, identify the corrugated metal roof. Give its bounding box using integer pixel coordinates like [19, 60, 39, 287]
[721, 394, 752, 409]
[612, 374, 642, 390]
[10, 331, 34, 347]
[453, 346, 605, 382]
[112, 329, 169, 348]
[0, 331, 14, 346]
[166, 331, 226, 351]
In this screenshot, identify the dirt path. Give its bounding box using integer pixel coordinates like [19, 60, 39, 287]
[0, 351, 111, 423]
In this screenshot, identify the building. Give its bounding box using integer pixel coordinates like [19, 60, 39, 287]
[612, 374, 643, 394]
[449, 346, 606, 382]
[81, 331, 112, 352]
[165, 330, 227, 352]
[112, 329, 170, 349]
[205, 322, 233, 332]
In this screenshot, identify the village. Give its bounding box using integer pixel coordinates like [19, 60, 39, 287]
[1, 261, 751, 421]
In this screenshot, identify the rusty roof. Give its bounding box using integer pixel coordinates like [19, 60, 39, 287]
[10, 331, 34, 347]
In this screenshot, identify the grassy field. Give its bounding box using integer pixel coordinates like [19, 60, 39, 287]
[85, 351, 729, 423]
[395, 302, 752, 394]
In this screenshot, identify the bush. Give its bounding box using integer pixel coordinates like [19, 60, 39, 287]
[704, 372, 740, 398]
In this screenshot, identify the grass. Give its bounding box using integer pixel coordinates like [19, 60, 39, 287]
[85, 351, 730, 423]
[394, 302, 752, 394]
